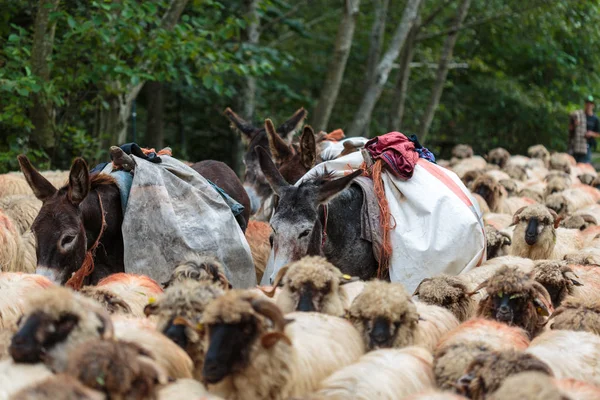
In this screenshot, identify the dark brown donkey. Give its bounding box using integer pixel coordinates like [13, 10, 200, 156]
[224, 107, 307, 220]
[18, 155, 124, 286]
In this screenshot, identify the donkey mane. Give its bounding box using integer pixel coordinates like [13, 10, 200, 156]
[89, 172, 117, 189]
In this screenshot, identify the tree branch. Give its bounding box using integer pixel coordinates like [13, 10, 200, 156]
[418, 0, 453, 29]
[269, 8, 343, 47]
[259, 0, 310, 34]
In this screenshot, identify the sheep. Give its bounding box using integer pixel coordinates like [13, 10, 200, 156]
[554, 378, 600, 400]
[484, 225, 512, 260]
[0, 174, 32, 198]
[471, 265, 552, 337]
[161, 254, 232, 290]
[9, 286, 113, 373]
[412, 275, 476, 322]
[64, 338, 168, 399]
[485, 169, 511, 182]
[433, 318, 530, 390]
[510, 204, 584, 260]
[487, 148, 511, 168]
[8, 374, 104, 400]
[245, 220, 272, 283]
[0, 195, 41, 235]
[560, 214, 597, 230]
[461, 170, 483, 190]
[579, 173, 597, 186]
[111, 315, 194, 380]
[311, 347, 435, 400]
[471, 174, 534, 214]
[544, 177, 570, 198]
[526, 329, 600, 386]
[0, 273, 54, 330]
[200, 290, 364, 400]
[506, 154, 531, 168]
[487, 372, 565, 400]
[573, 203, 600, 225]
[0, 359, 53, 399]
[518, 188, 544, 203]
[143, 280, 224, 380]
[546, 297, 600, 335]
[158, 379, 223, 400]
[455, 350, 553, 400]
[567, 264, 600, 302]
[528, 145, 550, 167]
[546, 189, 597, 217]
[498, 178, 520, 196]
[80, 273, 164, 318]
[503, 165, 528, 181]
[451, 156, 487, 178]
[531, 261, 582, 308]
[451, 144, 474, 160]
[0, 212, 22, 273]
[549, 153, 573, 174]
[19, 230, 36, 273]
[260, 256, 354, 316]
[563, 248, 600, 266]
[347, 280, 459, 352]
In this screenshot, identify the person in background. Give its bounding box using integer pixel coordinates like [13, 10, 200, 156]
[569, 95, 600, 164]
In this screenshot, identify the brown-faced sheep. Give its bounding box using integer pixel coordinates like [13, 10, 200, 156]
[200, 290, 364, 400]
[245, 220, 272, 283]
[546, 297, 600, 335]
[452, 144, 474, 160]
[412, 275, 476, 322]
[510, 204, 584, 260]
[488, 372, 566, 400]
[503, 165, 527, 181]
[472, 266, 552, 337]
[526, 329, 600, 386]
[532, 261, 582, 308]
[312, 347, 435, 400]
[261, 256, 354, 316]
[461, 170, 483, 190]
[485, 225, 512, 260]
[80, 273, 164, 318]
[487, 148, 511, 168]
[9, 374, 104, 400]
[9, 286, 113, 373]
[528, 145, 550, 167]
[433, 318, 530, 390]
[65, 339, 168, 400]
[143, 280, 224, 380]
[0, 195, 41, 235]
[471, 175, 534, 214]
[347, 281, 459, 352]
[456, 350, 553, 400]
[161, 255, 232, 290]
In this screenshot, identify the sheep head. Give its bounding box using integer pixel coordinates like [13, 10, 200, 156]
[527, 145, 550, 166]
[262, 256, 348, 316]
[144, 280, 224, 365]
[549, 154, 572, 174]
[471, 175, 505, 212]
[547, 297, 600, 335]
[545, 193, 570, 217]
[578, 173, 596, 186]
[532, 260, 582, 308]
[456, 350, 553, 400]
[79, 286, 133, 315]
[162, 255, 231, 290]
[461, 170, 483, 191]
[518, 189, 543, 203]
[9, 287, 113, 372]
[503, 165, 527, 181]
[201, 290, 293, 385]
[499, 179, 518, 196]
[452, 144, 474, 159]
[560, 214, 597, 231]
[544, 177, 569, 198]
[486, 148, 511, 168]
[413, 275, 474, 322]
[433, 341, 493, 391]
[471, 266, 553, 337]
[347, 281, 418, 351]
[485, 225, 512, 260]
[510, 204, 559, 260]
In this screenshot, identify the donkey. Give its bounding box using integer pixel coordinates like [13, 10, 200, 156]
[224, 107, 307, 220]
[256, 147, 379, 284]
[18, 155, 124, 285]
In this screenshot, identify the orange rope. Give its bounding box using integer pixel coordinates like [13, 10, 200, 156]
[141, 147, 172, 156]
[360, 159, 395, 278]
[66, 192, 107, 290]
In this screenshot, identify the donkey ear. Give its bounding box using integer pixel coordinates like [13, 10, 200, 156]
[317, 169, 363, 204]
[17, 154, 57, 202]
[256, 146, 289, 195]
[224, 107, 257, 141]
[276, 108, 307, 143]
[266, 119, 293, 163]
[300, 126, 316, 169]
[67, 158, 90, 206]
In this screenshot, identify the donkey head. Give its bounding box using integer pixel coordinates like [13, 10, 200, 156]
[224, 107, 307, 219]
[265, 119, 316, 184]
[18, 155, 91, 285]
[256, 146, 362, 284]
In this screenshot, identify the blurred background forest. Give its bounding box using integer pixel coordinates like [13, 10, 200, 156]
[1, 0, 599, 174]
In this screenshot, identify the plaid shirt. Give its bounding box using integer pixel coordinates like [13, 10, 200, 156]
[570, 110, 588, 155]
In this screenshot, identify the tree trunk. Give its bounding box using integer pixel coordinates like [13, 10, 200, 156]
[29, 0, 60, 151]
[346, 0, 423, 137]
[311, 0, 361, 132]
[419, 0, 472, 144]
[388, 24, 418, 132]
[362, 0, 389, 137]
[145, 81, 164, 149]
[99, 0, 189, 149]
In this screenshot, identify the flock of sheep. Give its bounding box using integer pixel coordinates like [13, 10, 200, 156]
[1, 143, 600, 400]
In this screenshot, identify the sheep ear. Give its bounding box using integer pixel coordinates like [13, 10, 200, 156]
[261, 331, 292, 348]
[512, 207, 527, 225]
[533, 298, 550, 317]
[412, 278, 431, 296]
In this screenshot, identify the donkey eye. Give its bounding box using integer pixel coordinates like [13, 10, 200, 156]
[298, 229, 311, 239]
[61, 235, 76, 248]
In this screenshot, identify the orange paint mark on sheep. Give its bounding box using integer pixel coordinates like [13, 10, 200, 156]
[98, 273, 164, 294]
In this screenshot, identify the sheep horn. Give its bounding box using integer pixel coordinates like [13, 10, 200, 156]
[512, 206, 527, 226]
[563, 270, 583, 286]
[547, 208, 560, 228]
[250, 297, 294, 332]
[412, 278, 431, 296]
[259, 266, 290, 298]
[467, 280, 489, 296]
[217, 272, 232, 290]
[580, 214, 597, 225]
